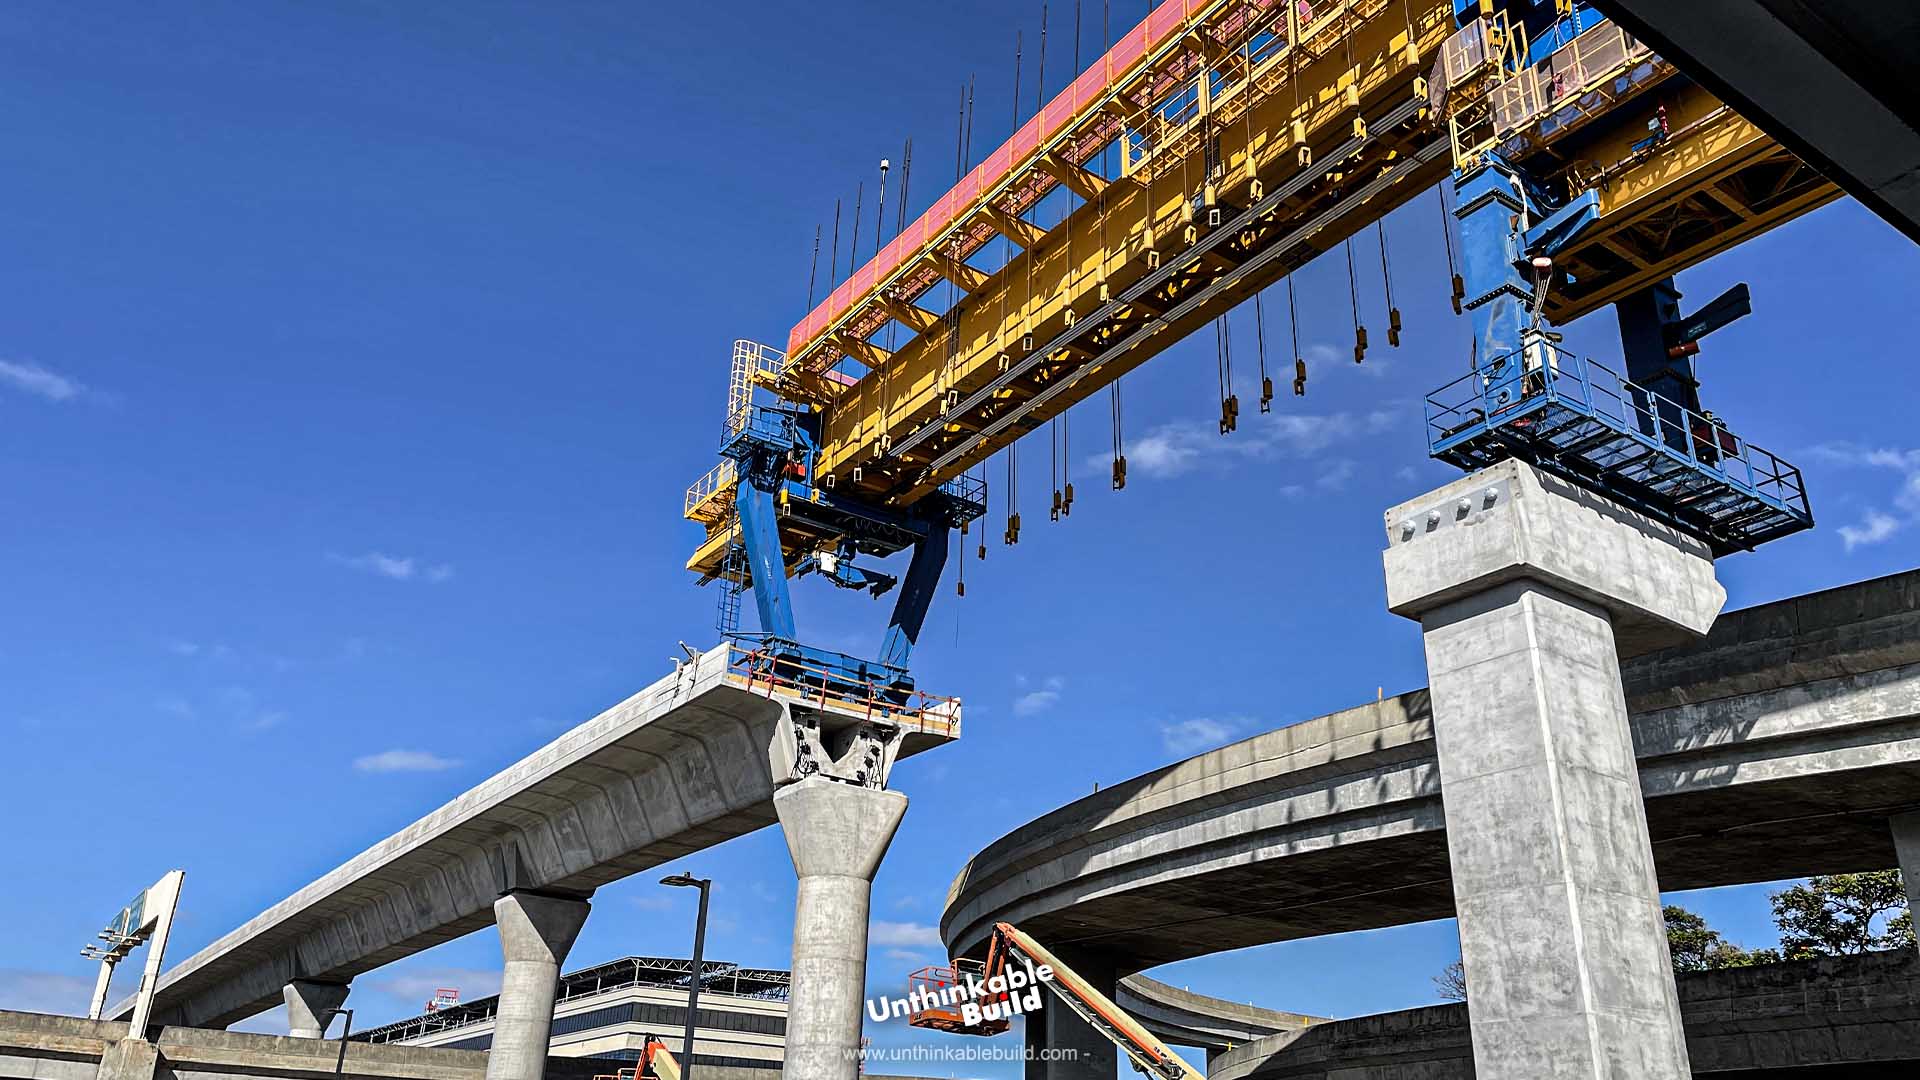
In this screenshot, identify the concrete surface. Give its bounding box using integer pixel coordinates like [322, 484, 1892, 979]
[1206, 950, 1920, 1079]
[1895, 812, 1920, 959]
[111, 644, 957, 1031]
[1382, 460, 1724, 654]
[1589, 0, 1920, 246]
[1113, 975, 1325, 1053]
[942, 568, 1920, 967]
[774, 779, 906, 1080]
[1022, 947, 1116, 1080]
[485, 892, 591, 1080]
[279, 982, 346, 1040]
[0, 1008, 684, 1080]
[1385, 461, 1708, 1078]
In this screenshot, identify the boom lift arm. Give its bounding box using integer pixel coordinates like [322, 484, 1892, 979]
[908, 923, 1204, 1080]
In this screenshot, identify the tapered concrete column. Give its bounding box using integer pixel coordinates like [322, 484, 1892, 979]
[485, 890, 592, 1080]
[283, 979, 349, 1038]
[1024, 947, 1119, 1080]
[774, 777, 908, 1080]
[1384, 460, 1725, 1080]
[1894, 812, 1920, 958]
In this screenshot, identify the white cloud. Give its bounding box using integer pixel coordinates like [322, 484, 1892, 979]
[329, 552, 455, 583]
[354, 749, 461, 773]
[0, 360, 85, 402]
[368, 968, 502, 1005]
[1839, 510, 1901, 551]
[1809, 443, 1920, 551]
[1161, 717, 1245, 756]
[1316, 458, 1359, 491]
[0, 968, 94, 1014]
[1013, 675, 1064, 717]
[883, 949, 925, 964]
[229, 1006, 289, 1035]
[1096, 409, 1397, 480]
[870, 921, 942, 948]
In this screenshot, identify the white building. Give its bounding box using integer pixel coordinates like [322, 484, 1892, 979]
[356, 956, 787, 1073]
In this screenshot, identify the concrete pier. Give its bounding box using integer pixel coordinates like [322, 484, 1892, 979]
[1024, 947, 1119, 1080]
[281, 980, 348, 1039]
[485, 891, 591, 1080]
[1895, 812, 1920, 957]
[1383, 460, 1725, 1080]
[774, 777, 907, 1080]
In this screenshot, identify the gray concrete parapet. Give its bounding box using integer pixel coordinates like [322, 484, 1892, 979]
[485, 891, 591, 1080]
[774, 777, 907, 1080]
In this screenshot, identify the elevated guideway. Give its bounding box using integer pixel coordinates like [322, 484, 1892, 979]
[941, 568, 1920, 966]
[106, 645, 958, 1032]
[1115, 976, 1324, 1054]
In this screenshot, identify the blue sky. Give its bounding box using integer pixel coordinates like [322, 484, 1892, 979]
[3, 0, 1917, 1070]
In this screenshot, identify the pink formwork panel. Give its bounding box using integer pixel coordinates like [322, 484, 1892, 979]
[784, 0, 1213, 358]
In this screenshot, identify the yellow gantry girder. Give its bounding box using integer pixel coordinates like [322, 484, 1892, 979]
[686, 1, 1836, 579]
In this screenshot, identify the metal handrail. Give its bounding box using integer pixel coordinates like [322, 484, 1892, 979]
[1426, 343, 1808, 516]
[725, 645, 960, 736]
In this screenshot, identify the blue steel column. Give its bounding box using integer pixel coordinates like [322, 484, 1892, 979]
[735, 479, 798, 641]
[1453, 162, 1534, 377]
[876, 525, 950, 669]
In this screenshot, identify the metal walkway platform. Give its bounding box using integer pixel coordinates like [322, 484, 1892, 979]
[1425, 341, 1811, 554]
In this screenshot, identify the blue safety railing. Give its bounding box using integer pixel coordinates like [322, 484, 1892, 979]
[1425, 342, 1812, 552]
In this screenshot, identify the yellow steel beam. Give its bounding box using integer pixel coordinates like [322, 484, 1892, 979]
[1036, 151, 1115, 202]
[982, 206, 1047, 250]
[804, 2, 1449, 499]
[878, 295, 939, 334]
[931, 254, 990, 293]
[1541, 83, 1838, 322]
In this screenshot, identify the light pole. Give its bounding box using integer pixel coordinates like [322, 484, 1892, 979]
[660, 872, 711, 1080]
[321, 1007, 354, 1075]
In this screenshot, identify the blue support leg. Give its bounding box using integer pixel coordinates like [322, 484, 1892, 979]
[735, 482, 797, 641]
[876, 526, 951, 670]
[1453, 164, 1534, 378]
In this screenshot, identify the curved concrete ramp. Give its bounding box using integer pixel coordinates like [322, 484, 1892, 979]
[112, 645, 957, 1030]
[1205, 951, 1920, 1079]
[1114, 975, 1324, 1052]
[942, 570, 1920, 965]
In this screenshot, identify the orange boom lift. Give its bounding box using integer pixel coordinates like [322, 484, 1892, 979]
[907, 923, 1204, 1080]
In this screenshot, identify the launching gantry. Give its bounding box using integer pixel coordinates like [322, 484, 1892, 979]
[685, 0, 1830, 689]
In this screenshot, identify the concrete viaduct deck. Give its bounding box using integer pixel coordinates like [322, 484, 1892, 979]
[109, 645, 956, 1031]
[1114, 975, 1324, 1054]
[941, 569, 1920, 967]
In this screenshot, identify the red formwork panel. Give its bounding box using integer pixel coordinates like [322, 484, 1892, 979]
[785, 0, 1209, 357]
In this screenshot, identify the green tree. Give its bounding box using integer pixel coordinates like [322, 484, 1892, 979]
[1663, 905, 1778, 971]
[1770, 871, 1916, 959]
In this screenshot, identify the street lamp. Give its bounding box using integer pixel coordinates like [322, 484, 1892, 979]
[660, 872, 711, 1080]
[320, 1007, 354, 1074]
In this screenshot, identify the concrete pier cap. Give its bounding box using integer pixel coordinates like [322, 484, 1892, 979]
[485, 890, 592, 1080]
[281, 979, 348, 1039]
[1383, 458, 1726, 655]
